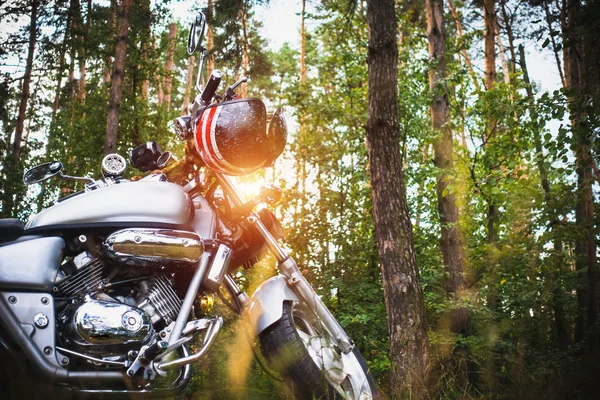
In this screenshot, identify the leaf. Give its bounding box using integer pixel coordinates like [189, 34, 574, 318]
[542, 38, 550, 48]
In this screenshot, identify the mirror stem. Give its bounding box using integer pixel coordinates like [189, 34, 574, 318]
[58, 172, 95, 184]
[195, 49, 207, 93]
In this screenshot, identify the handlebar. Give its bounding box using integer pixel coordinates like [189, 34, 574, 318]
[201, 70, 223, 105]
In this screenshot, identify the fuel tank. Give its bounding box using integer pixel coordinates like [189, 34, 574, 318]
[26, 181, 192, 231]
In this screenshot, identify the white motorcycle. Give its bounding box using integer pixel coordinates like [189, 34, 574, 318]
[0, 12, 380, 400]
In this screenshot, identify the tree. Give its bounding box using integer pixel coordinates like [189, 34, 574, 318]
[104, 0, 133, 155]
[159, 22, 177, 110]
[12, 0, 39, 164]
[365, 0, 429, 396]
[561, 0, 598, 342]
[426, 0, 469, 387]
[483, 0, 498, 244]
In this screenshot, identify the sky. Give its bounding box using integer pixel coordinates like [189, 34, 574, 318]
[172, 0, 304, 51]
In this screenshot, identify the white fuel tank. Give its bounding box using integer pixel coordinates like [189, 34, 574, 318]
[26, 181, 192, 231]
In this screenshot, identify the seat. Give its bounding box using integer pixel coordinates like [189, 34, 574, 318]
[0, 219, 24, 242]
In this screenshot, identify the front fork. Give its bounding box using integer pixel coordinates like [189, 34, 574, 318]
[216, 173, 354, 354]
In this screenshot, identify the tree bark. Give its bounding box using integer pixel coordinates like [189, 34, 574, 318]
[426, 0, 468, 328]
[427, 0, 470, 388]
[447, 0, 480, 91]
[483, 0, 498, 245]
[51, 0, 73, 124]
[562, 0, 597, 342]
[161, 22, 177, 110]
[543, 1, 566, 88]
[102, 0, 117, 85]
[75, 0, 90, 101]
[366, 0, 429, 396]
[484, 0, 497, 90]
[104, 0, 133, 155]
[300, 0, 307, 84]
[182, 55, 196, 115]
[498, 0, 516, 75]
[496, 25, 510, 85]
[207, 0, 214, 77]
[139, 0, 151, 100]
[13, 0, 39, 163]
[239, 5, 250, 99]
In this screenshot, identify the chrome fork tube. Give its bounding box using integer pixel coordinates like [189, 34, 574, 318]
[215, 173, 354, 354]
[169, 252, 211, 345]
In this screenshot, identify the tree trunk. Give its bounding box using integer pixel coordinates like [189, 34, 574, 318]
[365, 0, 429, 396]
[102, 0, 117, 85]
[484, 0, 497, 90]
[562, 0, 597, 342]
[161, 22, 177, 110]
[499, 0, 516, 75]
[207, 0, 214, 77]
[483, 0, 498, 245]
[496, 25, 510, 85]
[104, 0, 133, 155]
[51, 0, 73, 124]
[300, 0, 307, 84]
[426, 0, 468, 329]
[426, 0, 470, 388]
[239, 5, 250, 99]
[138, 0, 151, 100]
[182, 55, 196, 115]
[543, 1, 566, 88]
[75, 0, 90, 101]
[447, 0, 480, 91]
[13, 0, 39, 163]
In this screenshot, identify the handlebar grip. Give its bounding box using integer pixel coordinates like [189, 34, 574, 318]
[201, 70, 223, 105]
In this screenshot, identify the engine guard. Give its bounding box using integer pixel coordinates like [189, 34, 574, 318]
[245, 275, 299, 335]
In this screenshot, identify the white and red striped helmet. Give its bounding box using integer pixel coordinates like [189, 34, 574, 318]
[194, 98, 269, 176]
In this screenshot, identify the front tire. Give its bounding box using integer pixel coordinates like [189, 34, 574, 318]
[259, 301, 381, 400]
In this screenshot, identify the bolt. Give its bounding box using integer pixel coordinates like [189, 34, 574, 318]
[127, 370, 135, 376]
[41, 297, 49, 305]
[134, 236, 142, 243]
[34, 313, 49, 329]
[61, 357, 69, 365]
[160, 332, 166, 338]
[8, 296, 16, 304]
[78, 235, 87, 243]
[44, 347, 53, 356]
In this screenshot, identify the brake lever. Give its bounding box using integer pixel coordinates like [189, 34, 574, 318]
[223, 77, 248, 101]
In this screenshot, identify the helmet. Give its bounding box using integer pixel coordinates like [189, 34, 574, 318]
[194, 98, 288, 176]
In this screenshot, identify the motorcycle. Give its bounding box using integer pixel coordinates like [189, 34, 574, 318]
[0, 12, 380, 400]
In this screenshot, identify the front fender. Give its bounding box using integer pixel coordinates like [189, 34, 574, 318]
[245, 275, 299, 335]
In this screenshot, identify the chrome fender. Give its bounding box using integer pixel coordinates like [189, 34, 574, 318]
[245, 275, 299, 335]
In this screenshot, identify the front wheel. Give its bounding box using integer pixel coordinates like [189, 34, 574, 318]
[259, 301, 381, 400]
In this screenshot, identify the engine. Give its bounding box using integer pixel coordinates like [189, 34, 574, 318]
[55, 251, 183, 356]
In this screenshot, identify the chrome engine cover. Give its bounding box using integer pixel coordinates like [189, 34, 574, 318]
[70, 299, 153, 351]
[103, 228, 204, 267]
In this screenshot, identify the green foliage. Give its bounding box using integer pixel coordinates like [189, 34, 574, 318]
[1, 0, 599, 398]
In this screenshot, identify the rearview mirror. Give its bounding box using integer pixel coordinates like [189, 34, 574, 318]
[23, 161, 63, 185]
[187, 12, 206, 55]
